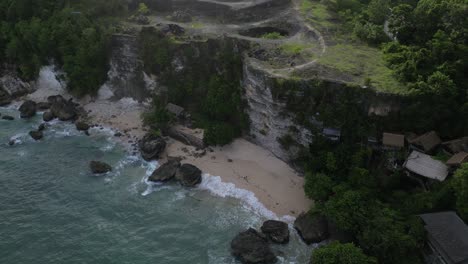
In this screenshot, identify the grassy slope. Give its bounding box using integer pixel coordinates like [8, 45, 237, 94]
[300, 0, 405, 94]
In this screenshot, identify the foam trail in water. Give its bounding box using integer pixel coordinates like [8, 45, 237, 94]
[198, 174, 295, 222]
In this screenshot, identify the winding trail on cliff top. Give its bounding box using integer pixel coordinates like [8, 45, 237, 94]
[129, 0, 328, 78]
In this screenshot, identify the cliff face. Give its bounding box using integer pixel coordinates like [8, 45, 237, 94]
[102, 34, 153, 101]
[242, 60, 403, 163]
[243, 63, 312, 161]
[0, 67, 33, 99]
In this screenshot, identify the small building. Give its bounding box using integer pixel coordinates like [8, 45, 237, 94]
[382, 132, 405, 149]
[446, 152, 468, 167]
[322, 128, 341, 141]
[409, 131, 442, 154]
[420, 211, 468, 264]
[443, 137, 468, 154]
[166, 103, 185, 118]
[404, 151, 449, 182]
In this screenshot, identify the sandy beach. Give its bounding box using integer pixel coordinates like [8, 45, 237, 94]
[24, 82, 312, 218]
[164, 138, 313, 217]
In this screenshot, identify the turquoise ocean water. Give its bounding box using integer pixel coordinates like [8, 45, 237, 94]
[0, 106, 312, 264]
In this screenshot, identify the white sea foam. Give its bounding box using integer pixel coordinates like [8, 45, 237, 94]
[198, 174, 295, 222]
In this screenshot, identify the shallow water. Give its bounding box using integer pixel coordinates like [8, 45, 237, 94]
[0, 107, 312, 264]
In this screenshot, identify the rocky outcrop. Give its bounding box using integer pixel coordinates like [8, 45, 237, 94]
[294, 213, 329, 244]
[148, 159, 181, 182]
[0, 87, 11, 106]
[261, 220, 289, 244]
[75, 121, 90, 131]
[139, 134, 167, 161]
[175, 163, 202, 187]
[43, 111, 54, 122]
[29, 130, 43, 141]
[49, 95, 77, 121]
[19, 100, 37, 118]
[37, 102, 51, 110]
[0, 72, 33, 98]
[231, 228, 277, 264]
[89, 161, 112, 174]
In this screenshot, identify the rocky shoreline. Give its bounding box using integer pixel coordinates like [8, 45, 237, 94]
[1, 92, 321, 264]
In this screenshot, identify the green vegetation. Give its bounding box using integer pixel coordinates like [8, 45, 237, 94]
[0, 0, 129, 96]
[311, 242, 377, 264]
[260, 32, 283, 39]
[137, 3, 150, 15]
[299, 0, 402, 92]
[140, 29, 249, 146]
[280, 43, 312, 55]
[453, 164, 468, 220]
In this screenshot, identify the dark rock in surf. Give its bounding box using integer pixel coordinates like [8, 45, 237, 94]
[175, 163, 202, 187]
[231, 228, 277, 264]
[294, 213, 329, 245]
[43, 111, 54, 122]
[261, 220, 290, 244]
[38, 123, 46, 131]
[19, 100, 37, 118]
[50, 100, 77, 121]
[89, 161, 112, 174]
[138, 134, 166, 161]
[2, 115, 14, 121]
[75, 121, 90, 131]
[29, 130, 43, 141]
[149, 159, 181, 182]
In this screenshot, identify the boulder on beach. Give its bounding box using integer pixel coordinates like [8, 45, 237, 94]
[49, 95, 77, 121]
[138, 134, 166, 161]
[75, 121, 90, 131]
[231, 228, 277, 264]
[43, 111, 54, 122]
[89, 161, 112, 174]
[261, 220, 290, 244]
[176, 163, 202, 187]
[2, 115, 14, 121]
[294, 213, 329, 245]
[29, 130, 43, 141]
[37, 102, 51, 110]
[149, 159, 181, 182]
[19, 100, 37, 118]
[0, 88, 11, 106]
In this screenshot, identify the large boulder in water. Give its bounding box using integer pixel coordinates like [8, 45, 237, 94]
[19, 100, 37, 118]
[138, 134, 166, 161]
[89, 161, 112, 174]
[50, 100, 77, 121]
[231, 228, 277, 264]
[294, 213, 329, 244]
[43, 111, 55, 122]
[175, 164, 202, 187]
[261, 220, 290, 244]
[149, 159, 181, 182]
[29, 130, 43, 141]
[0, 87, 11, 106]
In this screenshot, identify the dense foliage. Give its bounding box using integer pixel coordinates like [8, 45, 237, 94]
[140, 29, 249, 145]
[318, 0, 468, 137]
[310, 242, 377, 264]
[0, 0, 128, 95]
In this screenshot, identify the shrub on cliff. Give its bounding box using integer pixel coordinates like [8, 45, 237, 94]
[311, 242, 376, 264]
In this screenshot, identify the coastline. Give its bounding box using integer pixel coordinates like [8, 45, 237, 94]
[18, 86, 313, 219]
